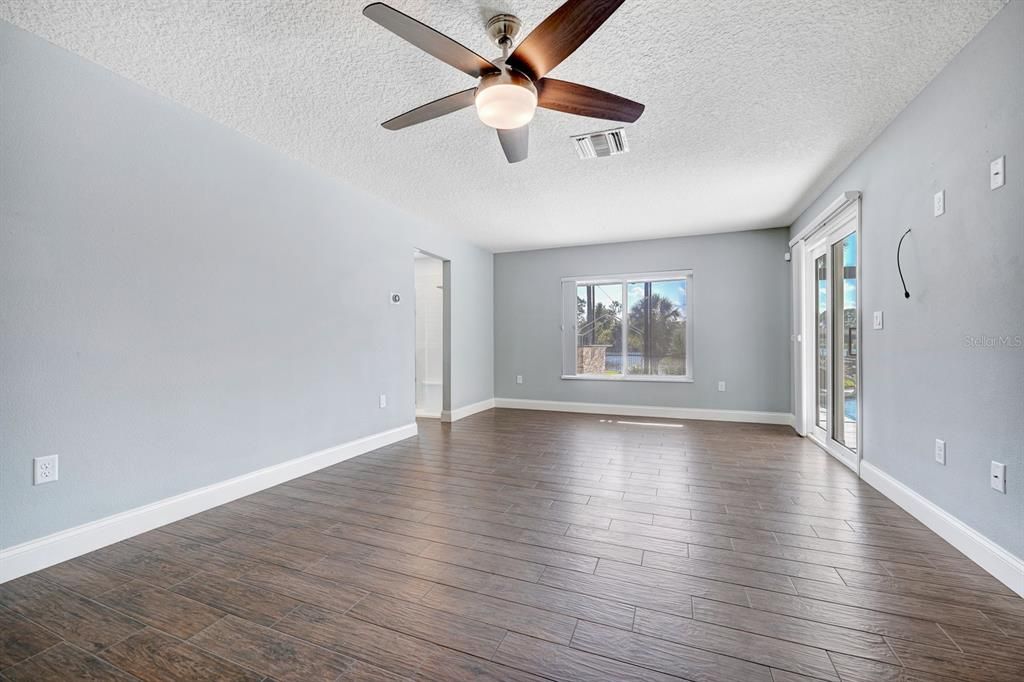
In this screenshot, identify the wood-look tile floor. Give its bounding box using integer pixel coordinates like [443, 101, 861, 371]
[2, 409, 1022, 681]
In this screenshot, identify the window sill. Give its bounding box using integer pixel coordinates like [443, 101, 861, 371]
[561, 374, 695, 384]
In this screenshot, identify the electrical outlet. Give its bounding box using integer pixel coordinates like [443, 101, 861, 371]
[378, 393, 387, 408]
[34, 455, 59, 485]
[873, 311, 884, 330]
[516, 375, 523, 384]
[990, 156, 1005, 190]
[991, 461, 1006, 493]
[717, 381, 726, 392]
[934, 439, 946, 465]
[933, 190, 945, 217]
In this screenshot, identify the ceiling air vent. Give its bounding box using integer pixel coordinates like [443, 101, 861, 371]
[572, 127, 629, 159]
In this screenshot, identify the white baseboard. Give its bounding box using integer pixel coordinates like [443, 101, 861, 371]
[861, 461, 1024, 597]
[0, 422, 418, 584]
[441, 398, 495, 423]
[493, 398, 794, 426]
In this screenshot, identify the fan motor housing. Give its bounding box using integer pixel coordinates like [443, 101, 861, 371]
[476, 66, 536, 95]
[486, 14, 522, 47]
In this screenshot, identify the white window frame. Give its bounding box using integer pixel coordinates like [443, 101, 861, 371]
[561, 270, 694, 383]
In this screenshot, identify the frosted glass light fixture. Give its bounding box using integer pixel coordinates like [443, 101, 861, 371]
[475, 71, 537, 129]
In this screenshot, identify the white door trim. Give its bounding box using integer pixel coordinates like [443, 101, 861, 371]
[789, 191, 861, 246]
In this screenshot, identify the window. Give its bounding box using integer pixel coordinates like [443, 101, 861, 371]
[562, 271, 692, 381]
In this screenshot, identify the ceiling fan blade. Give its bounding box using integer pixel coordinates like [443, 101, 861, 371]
[536, 78, 644, 122]
[506, 0, 626, 80]
[497, 126, 529, 163]
[381, 88, 477, 130]
[363, 3, 498, 78]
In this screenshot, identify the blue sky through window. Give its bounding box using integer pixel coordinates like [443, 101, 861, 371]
[629, 279, 687, 319]
[816, 234, 857, 311]
[843, 233, 857, 310]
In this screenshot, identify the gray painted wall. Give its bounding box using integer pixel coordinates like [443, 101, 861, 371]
[494, 229, 792, 413]
[790, 2, 1023, 556]
[0, 22, 493, 549]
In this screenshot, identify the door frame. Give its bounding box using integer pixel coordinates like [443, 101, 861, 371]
[791, 193, 862, 473]
[413, 249, 450, 419]
[807, 240, 831, 447]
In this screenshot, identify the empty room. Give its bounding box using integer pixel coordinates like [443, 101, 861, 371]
[1, 1, 1022, 680]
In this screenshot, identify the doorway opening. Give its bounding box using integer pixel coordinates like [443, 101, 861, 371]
[792, 196, 862, 472]
[414, 250, 448, 418]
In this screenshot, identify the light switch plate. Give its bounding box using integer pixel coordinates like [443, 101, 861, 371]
[990, 156, 1005, 190]
[378, 393, 387, 408]
[991, 461, 1006, 493]
[516, 375, 523, 384]
[934, 439, 946, 465]
[717, 381, 726, 392]
[933, 190, 945, 217]
[873, 311, 884, 330]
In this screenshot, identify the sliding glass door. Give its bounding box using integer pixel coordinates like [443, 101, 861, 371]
[805, 210, 859, 466]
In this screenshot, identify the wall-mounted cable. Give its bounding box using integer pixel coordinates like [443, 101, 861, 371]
[897, 228, 912, 299]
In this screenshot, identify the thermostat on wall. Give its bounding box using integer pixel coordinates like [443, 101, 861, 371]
[390, 292, 401, 304]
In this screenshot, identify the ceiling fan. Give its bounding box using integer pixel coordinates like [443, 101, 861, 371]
[363, 0, 645, 163]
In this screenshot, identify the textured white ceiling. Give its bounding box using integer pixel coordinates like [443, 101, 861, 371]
[0, 1, 1005, 251]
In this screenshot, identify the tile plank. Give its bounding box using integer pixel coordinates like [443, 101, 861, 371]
[100, 628, 262, 681]
[631, 608, 838, 681]
[573, 619, 776, 682]
[189, 614, 359, 681]
[95, 580, 226, 639]
[273, 604, 438, 679]
[37, 556, 135, 597]
[493, 632, 686, 682]
[236, 563, 368, 615]
[691, 597, 900, 665]
[169, 574, 299, 626]
[0, 606, 61, 670]
[347, 593, 507, 659]
[0, 575, 144, 654]
[2, 642, 136, 682]
[418, 583, 578, 644]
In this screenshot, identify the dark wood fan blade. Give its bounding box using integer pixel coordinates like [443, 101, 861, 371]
[363, 3, 498, 78]
[497, 126, 529, 163]
[506, 0, 626, 80]
[381, 89, 477, 130]
[536, 78, 644, 122]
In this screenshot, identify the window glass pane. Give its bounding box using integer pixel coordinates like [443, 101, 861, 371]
[576, 283, 622, 375]
[833, 233, 857, 451]
[815, 254, 828, 430]
[626, 278, 687, 376]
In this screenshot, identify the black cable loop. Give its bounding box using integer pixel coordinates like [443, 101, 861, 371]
[897, 228, 912, 299]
